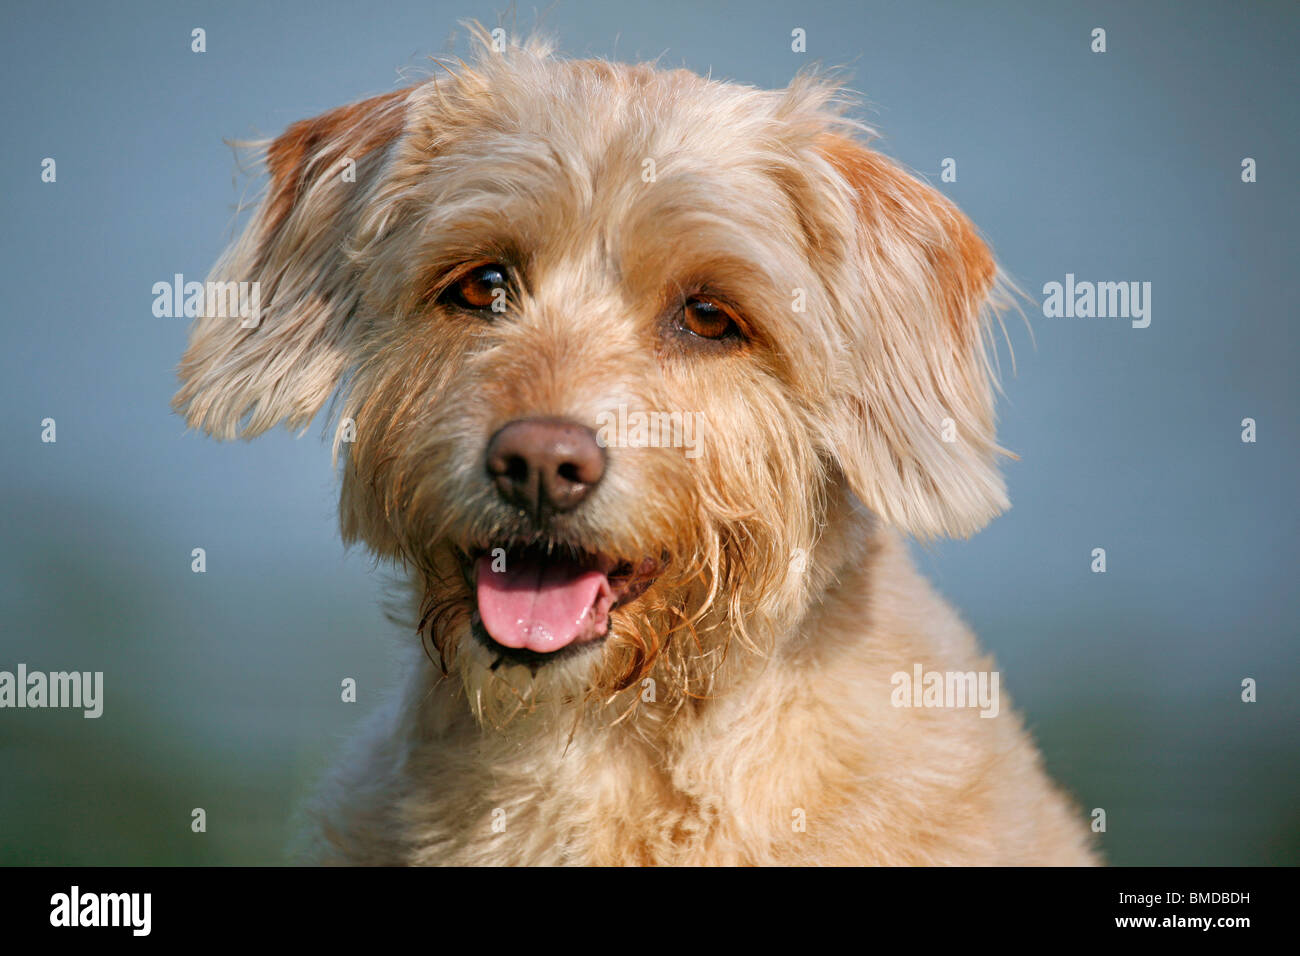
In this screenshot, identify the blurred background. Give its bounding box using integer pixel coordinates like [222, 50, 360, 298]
[1, 0, 1296, 865]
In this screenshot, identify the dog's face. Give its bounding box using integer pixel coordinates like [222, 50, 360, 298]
[174, 37, 1008, 723]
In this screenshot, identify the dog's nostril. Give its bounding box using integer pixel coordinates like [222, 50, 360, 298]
[504, 455, 531, 482]
[485, 418, 606, 515]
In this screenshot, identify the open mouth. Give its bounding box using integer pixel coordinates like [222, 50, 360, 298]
[457, 544, 660, 663]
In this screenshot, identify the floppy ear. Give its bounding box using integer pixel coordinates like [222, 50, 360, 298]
[815, 135, 1010, 539]
[172, 87, 411, 439]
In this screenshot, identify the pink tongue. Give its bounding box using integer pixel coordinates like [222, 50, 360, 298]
[476, 553, 613, 653]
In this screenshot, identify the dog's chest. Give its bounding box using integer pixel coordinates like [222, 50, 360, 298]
[415, 730, 730, 866]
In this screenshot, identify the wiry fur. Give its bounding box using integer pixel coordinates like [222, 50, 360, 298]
[174, 28, 1096, 865]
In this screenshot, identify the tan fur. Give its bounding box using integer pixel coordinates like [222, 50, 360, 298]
[174, 28, 1096, 866]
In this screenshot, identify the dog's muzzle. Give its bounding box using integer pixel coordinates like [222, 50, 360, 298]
[464, 419, 659, 659]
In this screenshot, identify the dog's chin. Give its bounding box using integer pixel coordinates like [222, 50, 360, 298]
[454, 542, 661, 670]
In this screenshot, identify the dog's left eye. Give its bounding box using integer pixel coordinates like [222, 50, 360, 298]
[680, 296, 741, 341]
[443, 264, 510, 312]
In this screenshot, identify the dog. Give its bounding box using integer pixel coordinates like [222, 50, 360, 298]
[173, 29, 1096, 865]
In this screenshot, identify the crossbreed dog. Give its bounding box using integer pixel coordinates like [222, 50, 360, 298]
[174, 32, 1095, 865]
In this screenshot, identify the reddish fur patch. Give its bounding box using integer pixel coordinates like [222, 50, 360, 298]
[817, 134, 995, 343]
[263, 87, 411, 237]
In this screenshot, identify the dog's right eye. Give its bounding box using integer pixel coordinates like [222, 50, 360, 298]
[442, 264, 510, 312]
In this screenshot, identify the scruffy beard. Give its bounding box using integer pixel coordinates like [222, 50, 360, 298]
[341, 381, 831, 733]
[409, 518, 803, 733]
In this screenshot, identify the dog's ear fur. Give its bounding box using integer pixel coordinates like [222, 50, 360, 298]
[172, 88, 411, 439]
[815, 134, 1009, 538]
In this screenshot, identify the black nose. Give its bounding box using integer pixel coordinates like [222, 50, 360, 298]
[485, 418, 606, 515]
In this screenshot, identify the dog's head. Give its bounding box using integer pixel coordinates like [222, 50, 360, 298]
[174, 31, 1009, 724]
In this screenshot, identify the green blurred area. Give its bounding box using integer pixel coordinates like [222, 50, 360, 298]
[2, 492, 1296, 866]
[0, 489, 397, 866]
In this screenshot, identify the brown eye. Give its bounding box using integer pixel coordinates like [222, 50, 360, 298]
[445, 264, 509, 311]
[681, 296, 740, 341]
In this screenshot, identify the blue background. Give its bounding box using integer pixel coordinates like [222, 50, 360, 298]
[1, 0, 1296, 864]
